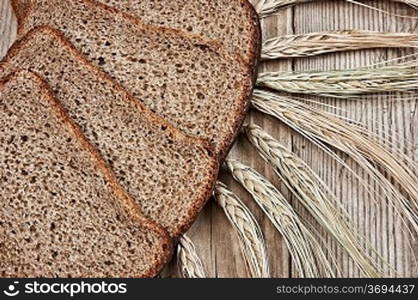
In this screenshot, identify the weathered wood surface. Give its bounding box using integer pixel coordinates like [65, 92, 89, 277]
[1, 0, 417, 278]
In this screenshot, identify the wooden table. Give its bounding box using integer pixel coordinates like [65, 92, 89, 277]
[1, 0, 417, 278]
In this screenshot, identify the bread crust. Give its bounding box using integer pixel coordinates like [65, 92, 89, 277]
[218, 0, 262, 161]
[242, 0, 263, 74]
[0, 70, 174, 278]
[0, 26, 220, 239]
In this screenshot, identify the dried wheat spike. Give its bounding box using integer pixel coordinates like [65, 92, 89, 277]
[226, 159, 337, 278]
[215, 181, 270, 278]
[262, 30, 418, 60]
[257, 63, 418, 97]
[246, 124, 385, 277]
[177, 235, 207, 278]
[252, 89, 418, 236]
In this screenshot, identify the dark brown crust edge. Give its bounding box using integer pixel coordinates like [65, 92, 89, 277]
[10, 0, 229, 236]
[10, 0, 29, 21]
[218, 1, 262, 162]
[242, 0, 263, 75]
[0, 26, 220, 239]
[0, 70, 173, 278]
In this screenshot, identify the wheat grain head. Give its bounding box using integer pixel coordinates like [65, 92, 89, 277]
[262, 30, 418, 59]
[226, 159, 337, 277]
[245, 124, 386, 277]
[215, 181, 270, 278]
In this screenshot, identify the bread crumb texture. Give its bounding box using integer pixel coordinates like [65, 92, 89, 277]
[1, 29, 218, 237]
[18, 0, 253, 157]
[0, 72, 170, 277]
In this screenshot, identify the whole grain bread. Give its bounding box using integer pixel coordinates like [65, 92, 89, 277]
[12, 0, 255, 159]
[0, 70, 172, 278]
[80, 0, 261, 68]
[0, 27, 219, 238]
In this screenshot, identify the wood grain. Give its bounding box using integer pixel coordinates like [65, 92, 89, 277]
[1, 0, 416, 278]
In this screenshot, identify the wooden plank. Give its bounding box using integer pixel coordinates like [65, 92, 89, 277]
[0, 0, 416, 278]
[291, 0, 418, 277]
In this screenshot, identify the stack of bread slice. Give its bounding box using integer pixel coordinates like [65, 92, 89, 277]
[1, 0, 260, 277]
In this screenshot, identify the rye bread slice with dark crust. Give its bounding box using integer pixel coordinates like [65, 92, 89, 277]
[0, 27, 219, 238]
[12, 0, 255, 159]
[0, 70, 172, 278]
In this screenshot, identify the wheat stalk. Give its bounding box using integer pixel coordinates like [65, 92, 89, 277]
[252, 89, 418, 234]
[256, 0, 313, 17]
[245, 124, 385, 277]
[177, 235, 207, 278]
[214, 181, 270, 278]
[226, 159, 337, 278]
[401, 0, 418, 7]
[262, 30, 418, 59]
[347, 0, 418, 12]
[257, 62, 418, 97]
[256, 0, 418, 18]
[277, 94, 418, 160]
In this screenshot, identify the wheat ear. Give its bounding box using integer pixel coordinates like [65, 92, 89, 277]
[245, 124, 385, 277]
[177, 235, 207, 278]
[226, 159, 337, 278]
[347, 0, 418, 12]
[398, 0, 418, 7]
[257, 62, 418, 97]
[256, 0, 313, 17]
[262, 30, 418, 59]
[252, 89, 418, 234]
[214, 181, 270, 278]
[255, 0, 418, 18]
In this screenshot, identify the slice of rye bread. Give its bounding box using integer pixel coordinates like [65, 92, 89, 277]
[0, 27, 219, 238]
[12, 0, 261, 68]
[0, 70, 172, 278]
[11, 0, 256, 159]
[78, 0, 261, 69]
